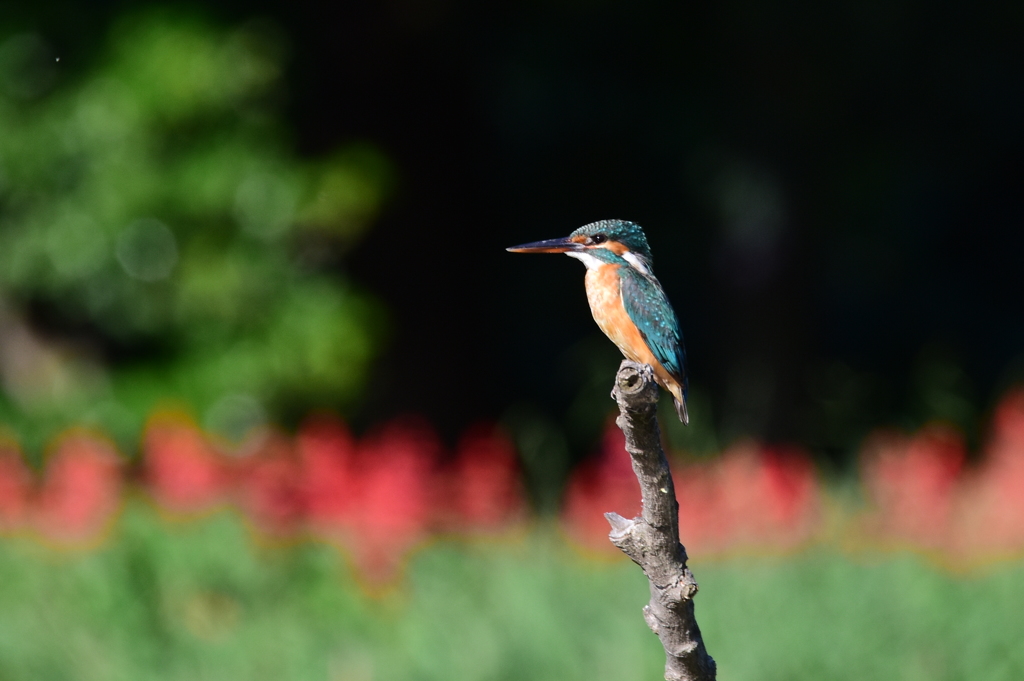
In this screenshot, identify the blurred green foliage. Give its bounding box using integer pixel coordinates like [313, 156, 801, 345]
[0, 10, 391, 454]
[0, 503, 1021, 680]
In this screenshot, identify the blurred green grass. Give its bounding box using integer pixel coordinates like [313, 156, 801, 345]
[0, 502, 1021, 681]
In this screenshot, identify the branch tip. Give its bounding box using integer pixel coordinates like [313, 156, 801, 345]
[604, 511, 634, 539]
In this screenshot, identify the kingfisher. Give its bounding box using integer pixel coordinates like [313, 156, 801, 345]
[508, 219, 688, 424]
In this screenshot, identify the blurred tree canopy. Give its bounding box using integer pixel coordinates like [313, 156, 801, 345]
[0, 9, 392, 454]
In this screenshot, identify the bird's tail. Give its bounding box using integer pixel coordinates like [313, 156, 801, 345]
[673, 396, 689, 425]
[663, 379, 689, 425]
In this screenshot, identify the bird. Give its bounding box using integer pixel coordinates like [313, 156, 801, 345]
[507, 219, 688, 424]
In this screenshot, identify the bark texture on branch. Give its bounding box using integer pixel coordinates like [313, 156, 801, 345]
[606, 360, 717, 681]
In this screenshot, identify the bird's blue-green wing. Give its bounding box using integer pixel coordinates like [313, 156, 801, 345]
[619, 268, 687, 392]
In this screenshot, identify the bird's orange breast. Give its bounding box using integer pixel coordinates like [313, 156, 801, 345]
[584, 264, 655, 366]
[584, 264, 686, 406]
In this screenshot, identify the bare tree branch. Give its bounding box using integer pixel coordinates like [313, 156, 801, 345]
[605, 360, 717, 681]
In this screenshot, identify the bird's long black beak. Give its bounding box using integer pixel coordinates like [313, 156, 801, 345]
[506, 236, 583, 253]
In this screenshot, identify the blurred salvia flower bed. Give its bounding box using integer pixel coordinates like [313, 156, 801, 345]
[4, 388, 1024, 573]
[0, 413, 525, 581]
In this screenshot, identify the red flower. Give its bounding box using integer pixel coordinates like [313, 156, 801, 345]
[675, 442, 819, 554]
[143, 413, 230, 512]
[442, 423, 525, 531]
[236, 431, 305, 535]
[33, 431, 122, 544]
[954, 389, 1024, 554]
[296, 413, 357, 530]
[859, 424, 966, 547]
[346, 417, 440, 580]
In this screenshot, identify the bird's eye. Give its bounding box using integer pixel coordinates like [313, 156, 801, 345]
[591, 234, 608, 244]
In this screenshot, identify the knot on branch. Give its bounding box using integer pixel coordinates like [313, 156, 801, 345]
[660, 575, 700, 606]
[613, 361, 659, 406]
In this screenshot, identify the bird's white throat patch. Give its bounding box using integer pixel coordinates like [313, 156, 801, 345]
[565, 250, 605, 270]
[566, 248, 651, 275]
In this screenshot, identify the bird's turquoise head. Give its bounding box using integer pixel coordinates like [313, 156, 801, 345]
[507, 219, 655, 274]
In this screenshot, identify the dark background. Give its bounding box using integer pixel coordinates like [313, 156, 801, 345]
[9, 0, 1024, 465]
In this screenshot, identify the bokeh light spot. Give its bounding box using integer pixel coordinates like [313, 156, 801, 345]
[205, 393, 267, 445]
[115, 218, 178, 281]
